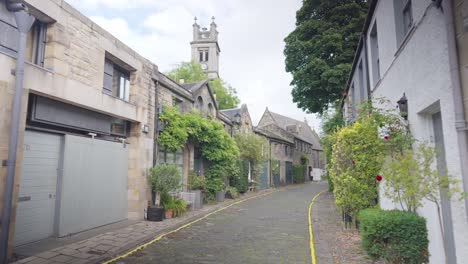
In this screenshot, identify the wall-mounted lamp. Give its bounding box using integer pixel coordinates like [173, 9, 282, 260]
[397, 93, 408, 120]
[142, 124, 149, 134]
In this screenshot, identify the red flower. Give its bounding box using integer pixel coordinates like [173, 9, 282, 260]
[352, 160, 355, 165]
[375, 175, 383, 182]
[384, 136, 389, 140]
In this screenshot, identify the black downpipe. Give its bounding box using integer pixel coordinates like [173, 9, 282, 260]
[362, 33, 372, 106]
[153, 80, 159, 167]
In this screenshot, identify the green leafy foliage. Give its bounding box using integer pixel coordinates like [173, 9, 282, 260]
[161, 195, 187, 217]
[230, 160, 249, 193]
[188, 171, 206, 191]
[293, 165, 306, 183]
[382, 142, 462, 213]
[359, 209, 429, 264]
[225, 186, 239, 199]
[205, 178, 224, 202]
[321, 108, 345, 191]
[158, 106, 239, 202]
[234, 133, 269, 183]
[329, 118, 383, 217]
[148, 164, 182, 196]
[328, 99, 411, 217]
[158, 106, 239, 174]
[284, 0, 368, 113]
[166, 61, 240, 110]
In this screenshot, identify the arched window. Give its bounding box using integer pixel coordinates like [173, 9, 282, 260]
[208, 103, 214, 117]
[196, 96, 204, 111]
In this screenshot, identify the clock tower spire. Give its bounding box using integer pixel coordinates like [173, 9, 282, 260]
[191, 16, 220, 79]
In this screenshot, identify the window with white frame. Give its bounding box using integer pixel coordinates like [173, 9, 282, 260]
[103, 59, 130, 101]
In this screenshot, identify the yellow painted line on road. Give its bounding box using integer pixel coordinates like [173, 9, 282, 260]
[308, 190, 326, 264]
[102, 188, 284, 264]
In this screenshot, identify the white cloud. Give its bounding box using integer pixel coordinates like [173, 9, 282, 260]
[68, 0, 322, 132]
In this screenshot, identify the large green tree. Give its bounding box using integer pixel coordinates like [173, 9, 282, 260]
[284, 0, 367, 114]
[166, 61, 240, 110]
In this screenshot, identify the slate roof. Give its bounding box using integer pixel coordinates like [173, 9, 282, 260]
[254, 127, 295, 145]
[268, 111, 323, 150]
[220, 108, 241, 120]
[181, 80, 207, 92]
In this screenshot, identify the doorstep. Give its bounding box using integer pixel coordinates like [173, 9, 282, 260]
[10, 188, 273, 264]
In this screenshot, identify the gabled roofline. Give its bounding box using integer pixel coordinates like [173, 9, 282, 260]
[156, 72, 194, 101]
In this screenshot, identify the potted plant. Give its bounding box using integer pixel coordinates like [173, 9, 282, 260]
[225, 186, 239, 199]
[173, 199, 187, 217]
[147, 164, 181, 221]
[188, 171, 206, 210]
[207, 178, 225, 203]
[163, 199, 175, 219]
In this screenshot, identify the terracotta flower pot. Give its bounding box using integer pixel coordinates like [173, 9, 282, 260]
[165, 209, 173, 219]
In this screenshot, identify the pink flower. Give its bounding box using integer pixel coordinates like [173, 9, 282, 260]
[384, 136, 389, 140]
[375, 175, 383, 182]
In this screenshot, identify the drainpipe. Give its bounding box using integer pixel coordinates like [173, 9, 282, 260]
[1, 2, 35, 263]
[362, 33, 372, 103]
[441, 0, 468, 220]
[153, 80, 160, 167]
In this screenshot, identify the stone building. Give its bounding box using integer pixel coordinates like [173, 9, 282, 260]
[220, 104, 254, 135]
[190, 17, 219, 79]
[256, 108, 324, 185]
[0, 0, 158, 252]
[341, 0, 468, 262]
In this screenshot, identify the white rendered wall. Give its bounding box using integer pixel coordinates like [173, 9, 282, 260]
[366, 1, 468, 263]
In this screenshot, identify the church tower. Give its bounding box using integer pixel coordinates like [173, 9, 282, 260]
[191, 16, 220, 79]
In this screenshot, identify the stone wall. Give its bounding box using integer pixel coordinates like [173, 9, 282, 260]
[0, 0, 160, 253]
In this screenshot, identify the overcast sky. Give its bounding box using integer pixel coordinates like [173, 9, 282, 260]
[67, 0, 321, 131]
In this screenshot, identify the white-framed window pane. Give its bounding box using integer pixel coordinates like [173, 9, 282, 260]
[119, 76, 125, 100]
[124, 78, 130, 101]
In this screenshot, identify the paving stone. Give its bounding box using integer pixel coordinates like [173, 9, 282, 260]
[36, 251, 60, 259]
[48, 254, 74, 263]
[15, 256, 37, 263]
[95, 244, 113, 252]
[69, 259, 89, 264]
[24, 258, 48, 264]
[113, 183, 327, 264]
[71, 252, 94, 259]
[57, 247, 79, 256]
[65, 243, 87, 250]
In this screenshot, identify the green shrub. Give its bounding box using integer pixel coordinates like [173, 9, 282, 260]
[229, 160, 249, 193]
[359, 209, 429, 264]
[173, 199, 187, 217]
[293, 165, 306, 183]
[188, 171, 206, 191]
[148, 164, 182, 206]
[226, 186, 239, 199]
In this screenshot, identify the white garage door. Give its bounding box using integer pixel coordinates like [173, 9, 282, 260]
[14, 131, 62, 246]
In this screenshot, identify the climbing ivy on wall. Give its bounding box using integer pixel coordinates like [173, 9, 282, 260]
[158, 106, 239, 179]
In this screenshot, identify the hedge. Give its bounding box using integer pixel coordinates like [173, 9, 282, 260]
[293, 165, 306, 183]
[359, 209, 429, 264]
[230, 160, 249, 193]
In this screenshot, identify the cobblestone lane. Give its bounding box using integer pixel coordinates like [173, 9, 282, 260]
[115, 182, 327, 264]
